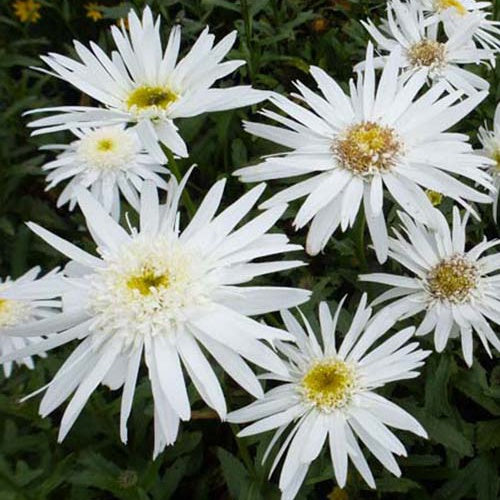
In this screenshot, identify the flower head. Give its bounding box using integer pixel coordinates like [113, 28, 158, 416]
[235, 44, 492, 263]
[228, 297, 429, 499]
[478, 102, 500, 220]
[361, 208, 500, 366]
[12, 0, 41, 23]
[419, 0, 500, 54]
[27, 7, 268, 162]
[0, 267, 63, 377]
[42, 125, 168, 219]
[85, 3, 103, 22]
[0, 172, 310, 456]
[361, 0, 492, 94]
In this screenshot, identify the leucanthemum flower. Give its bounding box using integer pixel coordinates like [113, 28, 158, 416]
[360, 208, 500, 366]
[27, 7, 267, 161]
[235, 44, 493, 263]
[361, 0, 492, 94]
[478, 102, 500, 220]
[42, 125, 168, 219]
[419, 0, 500, 55]
[0, 171, 310, 456]
[0, 267, 63, 377]
[228, 297, 429, 499]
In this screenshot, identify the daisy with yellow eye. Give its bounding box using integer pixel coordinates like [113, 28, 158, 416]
[26, 7, 267, 162]
[0, 267, 63, 377]
[42, 125, 168, 219]
[228, 297, 429, 499]
[0, 171, 310, 456]
[478, 103, 500, 220]
[360, 208, 500, 366]
[361, 0, 492, 94]
[235, 44, 493, 263]
[419, 0, 500, 55]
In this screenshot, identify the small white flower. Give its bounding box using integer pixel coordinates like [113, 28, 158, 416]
[0, 267, 63, 377]
[42, 125, 168, 219]
[360, 208, 500, 366]
[235, 44, 493, 263]
[27, 7, 268, 161]
[361, 0, 492, 94]
[419, 0, 500, 55]
[478, 103, 500, 220]
[228, 297, 429, 500]
[0, 171, 310, 456]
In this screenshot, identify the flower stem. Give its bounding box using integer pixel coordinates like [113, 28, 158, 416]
[162, 146, 196, 217]
[355, 211, 368, 271]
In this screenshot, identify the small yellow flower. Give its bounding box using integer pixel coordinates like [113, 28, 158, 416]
[12, 0, 41, 23]
[426, 189, 443, 206]
[85, 2, 103, 22]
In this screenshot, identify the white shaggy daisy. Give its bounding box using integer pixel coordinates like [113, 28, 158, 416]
[235, 44, 493, 263]
[478, 102, 500, 220]
[0, 267, 63, 377]
[360, 208, 500, 366]
[42, 125, 169, 219]
[0, 171, 310, 456]
[228, 296, 429, 499]
[27, 7, 267, 161]
[361, 0, 492, 94]
[419, 0, 500, 55]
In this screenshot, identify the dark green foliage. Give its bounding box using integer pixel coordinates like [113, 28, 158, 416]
[0, 0, 499, 498]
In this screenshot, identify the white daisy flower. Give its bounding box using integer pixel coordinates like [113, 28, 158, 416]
[361, 0, 492, 94]
[0, 172, 310, 456]
[27, 7, 267, 161]
[419, 0, 500, 55]
[235, 44, 493, 263]
[360, 208, 500, 366]
[0, 267, 63, 377]
[42, 125, 169, 219]
[228, 296, 429, 500]
[478, 102, 500, 220]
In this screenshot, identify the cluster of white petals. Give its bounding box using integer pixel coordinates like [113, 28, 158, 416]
[2, 1, 500, 498]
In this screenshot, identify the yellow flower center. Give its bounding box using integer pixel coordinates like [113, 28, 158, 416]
[126, 86, 178, 111]
[0, 299, 6, 311]
[437, 0, 467, 15]
[96, 138, 115, 152]
[12, 0, 41, 23]
[126, 268, 170, 296]
[425, 189, 443, 206]
[427, 255, 478, 303]
[333, 122, 402, 176]
[408, 39, 446, 68]
[493, 150, 500, 171]
[301, 360, 356, 411]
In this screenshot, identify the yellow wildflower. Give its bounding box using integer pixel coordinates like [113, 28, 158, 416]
[85, 2, 103, 22]
[12, 0, 41, 23]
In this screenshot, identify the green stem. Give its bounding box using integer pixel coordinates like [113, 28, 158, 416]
[230, 423, 254, 473]
[240, 0, 255, 81]
[355, 211, 368, 271]
[162, 146, 196, 217]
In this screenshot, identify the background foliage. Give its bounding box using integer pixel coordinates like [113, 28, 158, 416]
[0, 0, 499, 498]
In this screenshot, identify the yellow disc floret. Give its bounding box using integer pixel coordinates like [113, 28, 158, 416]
[427, 255, 478, 303]
[126, 86, 178, 111]
[301, 359, 356, 412]
[436, 0, 467, 15]
[408, 39, 446, 69]
[127, 268, 170, 296]
[333, 122, 402, 176]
